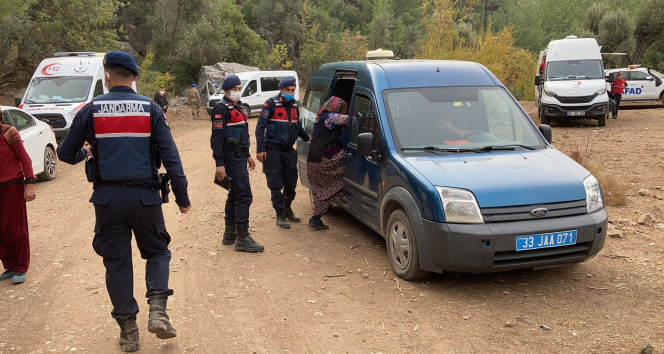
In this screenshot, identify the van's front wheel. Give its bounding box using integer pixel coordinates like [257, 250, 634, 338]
[539, 107, 550, 125]
[242, 104, 251, 117]
[598, 114, 607, 127]
[386, 209, 429, 280]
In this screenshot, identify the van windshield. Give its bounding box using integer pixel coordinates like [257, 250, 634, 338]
[24, 76, 93, 104]
[383, 86, 545, 152]
[546, 60, 604, 80]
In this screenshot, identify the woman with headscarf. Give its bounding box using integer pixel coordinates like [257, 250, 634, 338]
[0, 110, 36, 284]
[306, 96, 349, 230]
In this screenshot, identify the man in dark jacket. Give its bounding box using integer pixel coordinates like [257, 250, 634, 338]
[153, 87, 169, 113]
[255, 76, 309, 229]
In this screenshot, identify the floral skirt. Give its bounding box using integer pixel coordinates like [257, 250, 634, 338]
[307, 151, 345, 216]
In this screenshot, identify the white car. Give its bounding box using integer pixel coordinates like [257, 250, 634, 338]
[605, 67, 664, 105]
[1, 106, 58, 181]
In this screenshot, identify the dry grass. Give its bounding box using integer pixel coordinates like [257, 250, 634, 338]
[561, 143, 626, 207]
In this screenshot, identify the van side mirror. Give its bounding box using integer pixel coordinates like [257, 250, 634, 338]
[14, 97, 21, 107]
[357, 132, 378, 157]
[606, 72, 615, 84]
[534, 76, 542, 86]
[539, 124, 552, 143]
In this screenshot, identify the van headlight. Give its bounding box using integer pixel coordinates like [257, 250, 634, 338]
[584, 175, 604, 213]
[543, 89, 556, 97]
[68, 110, 79, 120]
[595, 87, 607, 95]
[436, 187, 484, 224]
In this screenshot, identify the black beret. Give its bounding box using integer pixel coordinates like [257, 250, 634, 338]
[103, 51, 139, 76]
[222, 75, 242, 90]
[278, 76, 297, 88]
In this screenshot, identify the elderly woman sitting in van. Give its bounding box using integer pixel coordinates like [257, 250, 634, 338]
[306, 96, 349, 230]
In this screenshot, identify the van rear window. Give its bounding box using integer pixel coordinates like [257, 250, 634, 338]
[260, 77, 285, 92]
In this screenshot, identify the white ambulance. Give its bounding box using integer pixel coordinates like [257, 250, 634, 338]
[19, 52, 135, 142]
[605, 66, 664, 106]
[535, 36, 610, 126]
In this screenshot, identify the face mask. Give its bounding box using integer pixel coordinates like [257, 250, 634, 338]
[159, 90, 165, 95]
[282, 93, 294, 101]
[227, 91, 242, 102]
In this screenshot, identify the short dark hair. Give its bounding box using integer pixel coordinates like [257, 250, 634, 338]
[104, 66, 135, 79]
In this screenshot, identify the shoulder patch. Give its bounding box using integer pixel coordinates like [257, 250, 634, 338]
[264, 103, 269, 107]
[214, 114, 222, 119]
[213, 122, 224, 129]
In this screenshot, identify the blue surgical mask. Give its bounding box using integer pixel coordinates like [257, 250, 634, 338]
[282, 93, 294, 101]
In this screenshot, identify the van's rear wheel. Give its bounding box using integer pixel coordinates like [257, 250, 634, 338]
[598, 114, 607, 127]
[386, 209, 429, 280]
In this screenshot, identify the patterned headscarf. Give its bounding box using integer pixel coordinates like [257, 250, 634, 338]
[316, 96, 348, 117]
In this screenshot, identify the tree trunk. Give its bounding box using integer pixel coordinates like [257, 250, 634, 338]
[631, 40, 653, 65]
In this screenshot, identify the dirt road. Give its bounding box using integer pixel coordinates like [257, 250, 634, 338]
[1, 101, 663, 353]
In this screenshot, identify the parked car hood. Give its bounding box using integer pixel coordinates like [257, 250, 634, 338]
[402, 149, 590, 208]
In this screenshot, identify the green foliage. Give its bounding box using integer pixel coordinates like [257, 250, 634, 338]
[1, 0, 663, 100]
[137, 52, 175, 96]
[268, 45, 293, 70]
[632, 0, 664, 63]
[417, 0, 536, 100]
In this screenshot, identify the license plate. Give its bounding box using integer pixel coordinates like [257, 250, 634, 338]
[515, 230, 577, 251]
[567, 111, 585, 116]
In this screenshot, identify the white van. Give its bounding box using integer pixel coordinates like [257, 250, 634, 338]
[205, 70, 299, 116]
[19, 52, 136, 142]
[535, 36, 610, 126]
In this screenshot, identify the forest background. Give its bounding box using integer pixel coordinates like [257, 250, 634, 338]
[1, 0, 663, 100]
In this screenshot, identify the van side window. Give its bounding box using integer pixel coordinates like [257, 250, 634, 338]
[93, 79, 104, 97]
[630, 71, 649, 80]
[350, 94, 381, 151]
[260, 77, 281, 92]
[301, 84, 326, 132]
[243, 80, 257, 97]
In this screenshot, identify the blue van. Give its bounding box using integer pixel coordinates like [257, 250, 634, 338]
[296, 60, 607, 280]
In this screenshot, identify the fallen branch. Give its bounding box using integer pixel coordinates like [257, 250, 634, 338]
[392, 278, 403, 293]
[305, 285, 322, 294]
[586, 286, 608, 290]
[323, 274, 348, 278]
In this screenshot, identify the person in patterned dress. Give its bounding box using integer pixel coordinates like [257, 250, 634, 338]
[305, 97, 349, 230]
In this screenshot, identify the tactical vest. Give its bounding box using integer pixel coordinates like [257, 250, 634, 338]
[221, 99, 250, 149]
[92, 92, 156, 182]
[265, 95, 301, 147]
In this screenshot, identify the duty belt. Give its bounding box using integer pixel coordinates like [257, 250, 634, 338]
[265, 145, 294, 152]
[98, 181, 158, 190]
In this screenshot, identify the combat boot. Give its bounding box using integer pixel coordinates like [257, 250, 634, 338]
[235, 228, 264, 252]
[147, 296, 177, 339]
[275, 208, 291, 229]
[116, 316, 139, 352]
[283, 202, 301, 223]
[222, 219, 237, 245]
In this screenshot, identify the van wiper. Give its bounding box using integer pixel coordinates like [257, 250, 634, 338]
[24, 99, 35, 104]
[473, 144, 536, 152]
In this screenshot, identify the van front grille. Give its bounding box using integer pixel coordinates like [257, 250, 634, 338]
[554, 93, 598, 104]
[32, 114, 67, 128]
[493, 242, 592, 267]
[481, 200, 587, 222]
